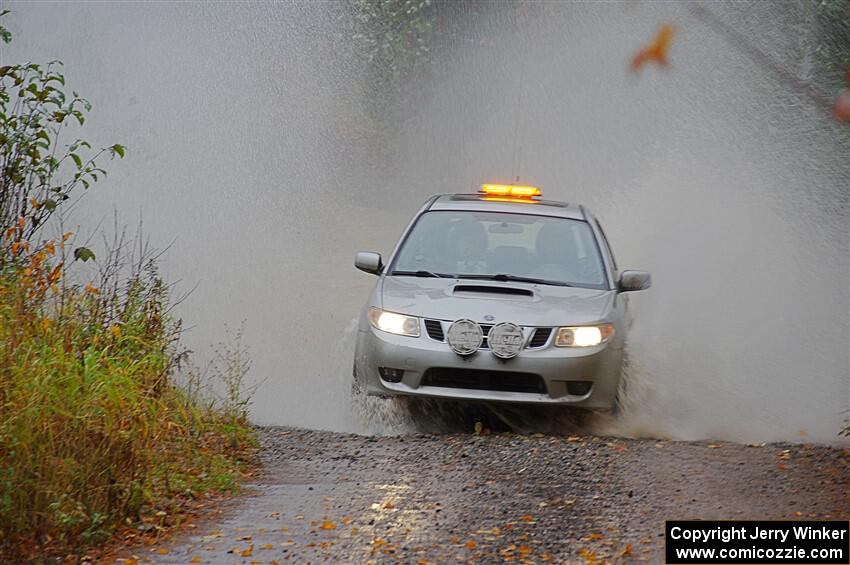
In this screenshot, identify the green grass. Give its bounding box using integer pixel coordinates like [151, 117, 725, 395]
[0, 264, 256, 558]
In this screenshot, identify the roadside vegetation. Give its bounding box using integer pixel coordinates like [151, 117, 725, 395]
[0, 12, 256, 560]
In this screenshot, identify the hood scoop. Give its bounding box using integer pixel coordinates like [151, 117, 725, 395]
[453, 284, 534, 298]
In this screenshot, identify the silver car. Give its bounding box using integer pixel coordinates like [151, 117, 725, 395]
[353, 185, 650, 410]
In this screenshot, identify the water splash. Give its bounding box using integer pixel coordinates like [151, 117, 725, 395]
[5, 2, 847, 444]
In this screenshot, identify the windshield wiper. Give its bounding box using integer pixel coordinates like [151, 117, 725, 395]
[455, 273, 574, 287]
[390, 270, 453, 278]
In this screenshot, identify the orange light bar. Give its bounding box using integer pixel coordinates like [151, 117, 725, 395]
[480, 184, 542, 198]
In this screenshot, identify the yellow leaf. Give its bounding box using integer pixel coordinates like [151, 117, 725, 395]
[261, 543, 274, 550]
[589, 532, 604, 540]
[155, 547, 169, 555]
[321, 520, 336, 530]
[240, 544, 253, 557]
[190, 557, 203, 564]
[518, 545, 531, 557]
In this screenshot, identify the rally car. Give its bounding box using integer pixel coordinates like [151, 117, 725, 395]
[352, 184, 650, 410]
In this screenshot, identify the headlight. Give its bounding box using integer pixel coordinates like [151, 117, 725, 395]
[554, 324, 614, 347]
[368, 308, 420, 337]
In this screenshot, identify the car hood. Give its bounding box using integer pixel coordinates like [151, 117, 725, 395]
[379, 276, 615, 325]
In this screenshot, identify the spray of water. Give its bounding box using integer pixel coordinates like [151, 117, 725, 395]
[4, 2, 847, 443]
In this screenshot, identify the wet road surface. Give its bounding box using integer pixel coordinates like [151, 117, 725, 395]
[131, 427, 849, 564]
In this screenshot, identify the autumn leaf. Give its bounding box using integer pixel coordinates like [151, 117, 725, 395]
[622, 543, 634, 557]
[260, 543, 274, 550]
[190, 557, 203, 564]
[320, 520, 336, 530]
[631, 23, 676, 72]
[519, 514, 534, 522]
[383, 501, 395, 509]
[465, 539, 478, 550]
[833, 88, 850, 122]
[155, 547, 169, 555]
[240, 544, 254, 557]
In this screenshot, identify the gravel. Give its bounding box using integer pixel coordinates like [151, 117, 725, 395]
[138, 425, 849, 564]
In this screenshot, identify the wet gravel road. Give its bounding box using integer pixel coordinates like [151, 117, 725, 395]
[138, 427, 849, 564]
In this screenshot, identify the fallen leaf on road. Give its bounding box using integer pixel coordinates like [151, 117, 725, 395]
[321, 520, 336, 530]
[240, 544, 253, 557]
[190, 557, 203, 564]
[466, 540, 478, 550]
[155, 548, 169, 555]
[260, 543, 274, 550]
[622, 543, 634, 557]
[519, 514, 534, 522]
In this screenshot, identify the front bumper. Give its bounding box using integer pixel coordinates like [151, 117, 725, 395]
[354, 325, 623, 409]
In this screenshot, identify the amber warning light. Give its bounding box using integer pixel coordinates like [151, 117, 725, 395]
[479, 184, 542, 200]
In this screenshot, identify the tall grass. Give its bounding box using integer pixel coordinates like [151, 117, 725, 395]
[0, 244, 255, 555]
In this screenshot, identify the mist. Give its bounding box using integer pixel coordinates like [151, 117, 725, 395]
[2, 1, 847, 444]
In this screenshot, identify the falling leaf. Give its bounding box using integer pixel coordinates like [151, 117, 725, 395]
[321, 520, 336, 530]
[622, 543, 634, 557]
[631, 23, 676, 72]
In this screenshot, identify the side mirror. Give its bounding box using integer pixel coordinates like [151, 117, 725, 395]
[355, 251, 383, 275]
[618, 270, 651, 292]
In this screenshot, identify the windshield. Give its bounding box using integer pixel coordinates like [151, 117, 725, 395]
[389, 210, 608, 289]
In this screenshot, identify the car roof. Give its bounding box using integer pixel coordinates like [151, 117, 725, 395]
[427, 194, 588, 220]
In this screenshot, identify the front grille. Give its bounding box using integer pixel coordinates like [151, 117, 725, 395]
[424, 319, 445, 341]
[421, 368, 547, 394]
[424, 321, 552, 349]
[480, 324, 492, 349]
[527, 327, 552, 348]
